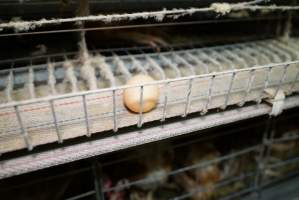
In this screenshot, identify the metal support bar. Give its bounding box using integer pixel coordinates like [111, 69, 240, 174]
[92, 161, 105, 200]
[112, 89, 118, 132]
[240, 69, 255, 106]
[161, 82, 169, 122]
[202, 75, 215, 115]
[82, 94, 90, 137]
[222, 72, 236, 109]
[253, 117, 276, 199]
[267, 156, 299, 169]
[183, 78, 193, 117]
[50, 100, 63, 143]
[263, 120, 277, 167]
[276, 64, 289, 96]
[14, 105, 33, 151]
[66, 191, 96, 200]
[257, 66, 272, 104]
[137, 85, 144, 128]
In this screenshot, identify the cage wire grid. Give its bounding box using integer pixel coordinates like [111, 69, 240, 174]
[73, 115, 299, 200]
[63, 116, 299, 200]
[0, 1, 298, 199]
[0, 39, 298, 199]
[0, 111, 298, 200]
[0, 37, 298, 155]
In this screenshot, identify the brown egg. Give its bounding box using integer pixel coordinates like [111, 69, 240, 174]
[123, 75, 160, 113]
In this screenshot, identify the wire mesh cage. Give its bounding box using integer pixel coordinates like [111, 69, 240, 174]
[0, 38, 298, 154]
[0, 0, 299, 199]
[0, 111, 298, 200]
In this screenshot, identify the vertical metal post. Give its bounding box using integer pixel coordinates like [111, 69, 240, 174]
[14, 105, 33, 151]
[50, 100, 63, 143]
[112, 89, 118, 132]
[183, 78, 193, 117]
[274, 64, 289, 97]
[222, 72, 236, 110]
[254, 117, 275, 199]
[257, 67, 272, 104]
[82, 94, 90, 137]
[92, 161, 105, 200]
[201, 75, 215, 115]
[240, 69, 255, 106]
[161, 82, 169, 122]
[138, 85, 144, 128]
[263, 119, 277, 168]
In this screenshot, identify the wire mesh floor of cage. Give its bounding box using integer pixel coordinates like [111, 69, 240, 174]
[0, 38, 298, 155]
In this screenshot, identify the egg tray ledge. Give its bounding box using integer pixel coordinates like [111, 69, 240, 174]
[0, 38, 298, 155]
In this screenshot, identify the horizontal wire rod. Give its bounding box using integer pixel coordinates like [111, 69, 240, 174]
[0, 16, 289, 37]
[0, 0, 264, 5]
[0, 59, 298, 109]
[267, 155, 299, 169]
[0, 0, 297, 32]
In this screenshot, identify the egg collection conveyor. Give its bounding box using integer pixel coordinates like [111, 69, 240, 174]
[0, 38, 298, 155]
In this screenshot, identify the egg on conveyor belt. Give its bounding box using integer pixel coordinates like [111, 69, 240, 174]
[123, 75, 160, 113]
